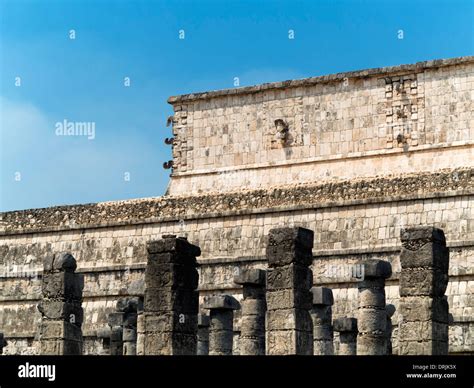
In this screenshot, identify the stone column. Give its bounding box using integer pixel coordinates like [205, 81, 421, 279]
[136, 299, 145, 355]
[117, 297, 139, 355]
[356, 260, 392, 355]
[197, 314, 210, 355]
[143, 235, 200, 355]
[234, 268, 266, 355]
[399, 227, 450, 355]
[96, 326, 112, 355]
[385, 304, 396, 355]
[0, 333, 6, 354]
[203, 295, 240, 355]
[38, 252, 84, 355]
[265, 227, 314, 355]
[108, 312, 124, 355]
[310, 287, 334, 355]
[334, 318, 357, 355]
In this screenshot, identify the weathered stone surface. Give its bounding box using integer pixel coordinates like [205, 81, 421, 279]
[203, 295, 240, 311]
[123, 342, 136, 355]
[123, 328, 137, 341]
[197, 314, 210, 355]
[198, 314, 210, 327]
[209, 310, 234, 331]
[143, 313, 197, 334]
[96, 326, 111, 339]
[361, 260, 392, 279]
[399, 340, 449, 356]
[357, 310, 387, 333]
[144, 332, 197, 355]
[399, 226, 450, 355]
[41, 272, 83, 301]
[266, 264, 312, 291]
[386, 304, 396, 318]
[401, 226, 446, 246]
[116, 297, 141, 313]
[234, 268, 266, 286]
[400, 296, 449, 323]
[338, 331, 358, 356]
[399, 320, 448, 341]
[108, 312, 124, 327]
[240, 315, 266, 336]
[310, 305, 332, 326]
[310, 300, 334, 355]
[241, 299, 267, 316]
[44, 252, 77, 273]
[39, 321, 82, 341]
[266, 309, 312, 332]
[40, 340, 82, 355]
[399, 268, 448, 297]
[357, 259, 390, 355]
[0, 333, 6, 354]
[144, 288, 199, 313]
[266, 227, 314, 267]
[205, 298, 237, 355]
[334, 318, 358, 333]
[400, 227, 449, 271]
[311, 287, 334, 306]
[147, 236, 201, 258]
[238, 269, 267, 355]
[357, 334, 387, 355]
[239, 338, 265, 355]
[266, 289, 312, 310]
[265, 227, 314, 355]
[242, 285, 266, 300]
[145, 263, 199, 290]
[39, 252, 83, 355]
[37, 300, 83, 324]
[358, 287, 386, 308]
[143, 236, 199, 355]
[266, 330, 313, 355]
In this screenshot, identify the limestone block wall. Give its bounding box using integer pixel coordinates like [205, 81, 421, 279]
[0, 57, 472, 355]
[167, 56, 474, 195]
[0, 168, 472, 354]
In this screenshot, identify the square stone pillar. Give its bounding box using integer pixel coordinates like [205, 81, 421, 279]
[197, 314, 210, 355]
[203, 295, 240, 355]
[38, 252, 84, 355]
[234, 268, 266, 355]
[356, 260, 392, 355]
[310, 287, 334, 355]
[265, 227, 314, 355]
[334, 317, 358, 355]
[399, 227, 450, 355]
[143, 235, 200, 355]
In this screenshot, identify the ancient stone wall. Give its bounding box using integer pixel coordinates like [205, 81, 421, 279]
[0, 57, 473, 355]
[167, 57, 474, 194]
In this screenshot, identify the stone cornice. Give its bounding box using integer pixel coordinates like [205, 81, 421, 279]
[168, 56, 474, 104]
[0, 168, 472, 235]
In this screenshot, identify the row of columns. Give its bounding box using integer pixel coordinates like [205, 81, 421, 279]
[27, 226, 449, 356]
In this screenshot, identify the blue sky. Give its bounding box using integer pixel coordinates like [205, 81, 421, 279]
[1, 0, 473, 211]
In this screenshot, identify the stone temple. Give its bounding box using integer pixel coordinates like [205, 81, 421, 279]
[0, 56, 473, 355]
